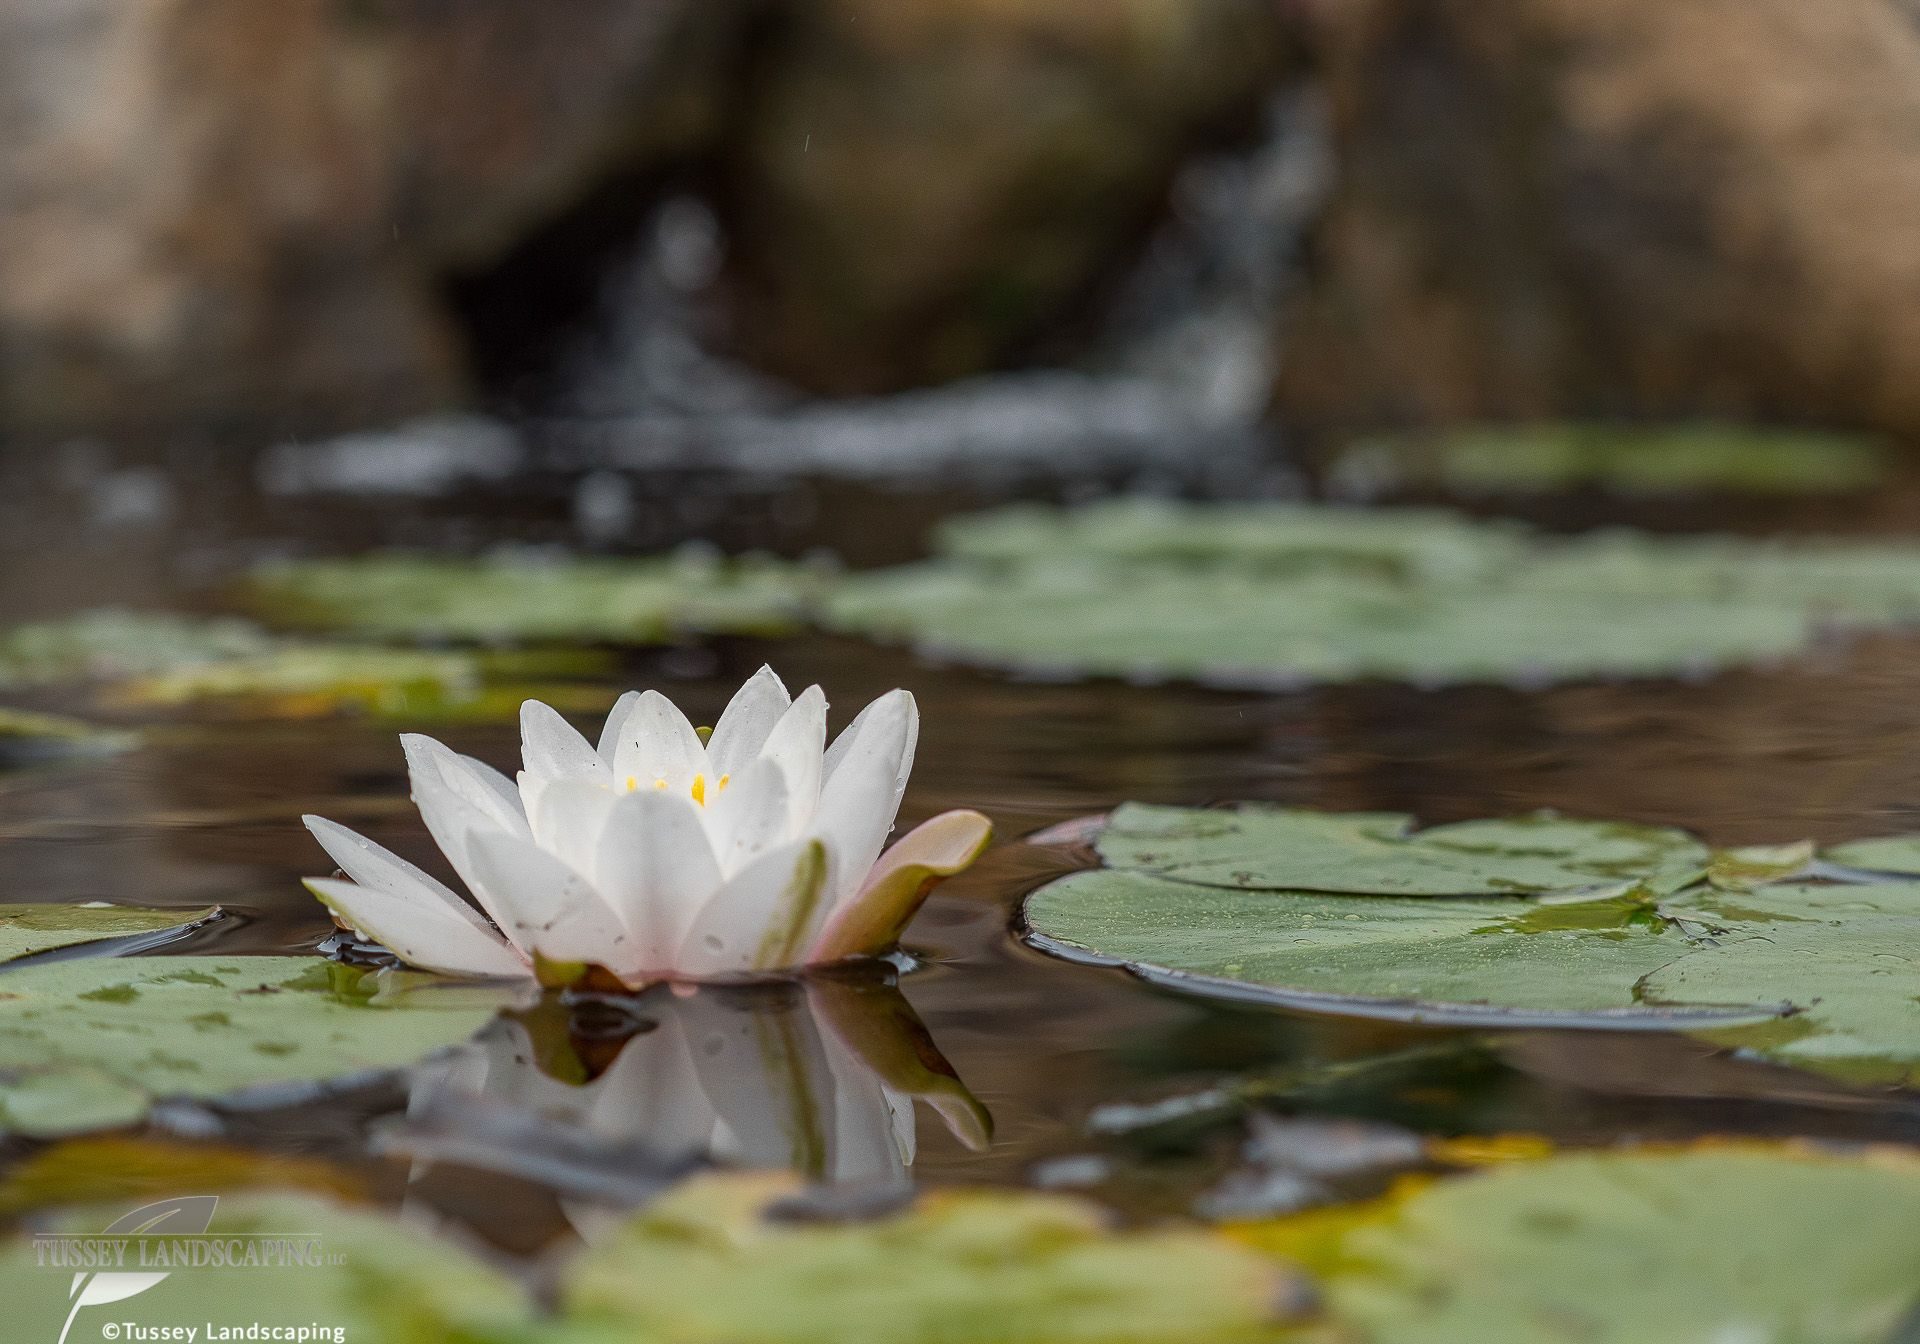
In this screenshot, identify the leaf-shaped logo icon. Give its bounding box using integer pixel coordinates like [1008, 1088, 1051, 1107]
[60, 1196, 218, 1344]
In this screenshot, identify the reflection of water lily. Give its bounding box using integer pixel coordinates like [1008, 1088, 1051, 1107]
[302, 669, 992, 985]
[404, 977, 991, 1194]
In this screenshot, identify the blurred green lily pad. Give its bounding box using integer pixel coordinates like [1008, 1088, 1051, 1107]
[246, 548, 821, 644]
[1820, 832, 1920, 875]
[1330, 423, 1891, 498]
[0, 611, 274, 687]
[825, 500, 1920, 687]
[0, 957, 517, 1136]
[1093, 804, 1709, 897]
[0, 903, 217, 965]
[0, 1192, 533, 1342]
[1236, 1144, 1920, 1344]
[0, 707, 136, 768]
[557, 1170, 1299, 1344]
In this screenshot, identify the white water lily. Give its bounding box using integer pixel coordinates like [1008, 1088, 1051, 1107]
[302, 668, 992, 985]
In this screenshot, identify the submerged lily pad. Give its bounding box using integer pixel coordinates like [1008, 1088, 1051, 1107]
[0, 1193, 533, 1342]
[1093, 804, 1709, 897]
[0, 957, 516, 1136]
[0, 1136, 364, 1216]
[1330, 423, 1891, 498]
[1237, 1145, 1920, 1344]
[558, 1170, 1299, 1344]
[824, 500, 1920, 687]
[0, 903, 217, 965]
[247, 549, 819, 644]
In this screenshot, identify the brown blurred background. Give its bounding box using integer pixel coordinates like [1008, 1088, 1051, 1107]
[6, 0, 1920, 448]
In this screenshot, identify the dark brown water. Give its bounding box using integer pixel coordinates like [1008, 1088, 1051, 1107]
[6, 468, 1920, 1251]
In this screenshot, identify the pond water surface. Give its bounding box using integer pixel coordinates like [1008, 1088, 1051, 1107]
[5, 465, 1920, 1254]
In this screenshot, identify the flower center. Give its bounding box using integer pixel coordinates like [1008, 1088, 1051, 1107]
[621, 771, 730, 805]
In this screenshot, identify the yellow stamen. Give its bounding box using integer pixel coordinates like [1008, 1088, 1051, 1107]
[690, 773, 707, 806]
[623, 775, 638, 792]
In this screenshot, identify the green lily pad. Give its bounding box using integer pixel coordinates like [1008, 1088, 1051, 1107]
[1093, 804, 1710, 897]
[0, 610, 276, 687]
[1820, 833, 1920, 875]
[557, 1170, 1299, 1344]
[246, 549, 820, 644]
[1241, 1145, 1920, 1344]
[1648, 882, 1920, 1085]
[0, 707, 135, 768]
[1025, 869, 1780, 1028]
[0, 903, 218, 965]
[0, 957, 517, 1137]
[824, 500, 1920, 687]
[0, 1192, 533, 1342]
[1330, 423, 1891, 498]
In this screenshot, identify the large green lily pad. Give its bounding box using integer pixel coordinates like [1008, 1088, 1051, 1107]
[1330, 423, 1891, 498]
[0, 1192, 533, 1343]
[0, 904, 218, 965]
[556, 1171, 1298, 1344]
[824, 500, 1920, 687]
[1648, 882, 1920, 1085]
[0, 958, 517, 1136]
[246, 549, 819, 644]
[1026, 869, 1779, 1028]
[1241, 1145, 1920, 1344]
[1094, 804, 1709, 897]
[1027, 806, 1920, 1082]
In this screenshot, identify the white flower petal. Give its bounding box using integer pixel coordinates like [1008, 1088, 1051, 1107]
[810, 690, 916, 907]
[677, 840, 828, 976]
[755, 684, 826, 833]
[305, 877, 526, 979]
[611, 690, 708, 792]
[520, 700, 612, 788]
[704, 665, 792, 778]
[405, 753, 530, 932]
[702, 756, 793, 876]
[595, 789, 724, 973]
[522, 778, 622, 882]
[302, 814, 497, 939]
[823, 688, 919, 800]
[596, 690, 643, 764]
[463, 829, 635, 971]
[402, 734, 530, 841]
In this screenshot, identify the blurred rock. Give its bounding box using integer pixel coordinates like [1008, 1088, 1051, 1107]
[720, 0, 1291, 394]
[0, 0, 747, 436]
[1280, 0, 1920, 438]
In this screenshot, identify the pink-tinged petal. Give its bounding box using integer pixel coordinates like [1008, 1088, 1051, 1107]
[402, 734, 530, 841]
[702, 756, 793, 876]
[302, 815, 496, 940]
[463, 830, 636, 971]
[677, 840, 828, 976]
[522, 777, 621, 879]
[520, 700, 612, 788]
[596, 789, 724, 973]
[704, 666, 792, 778]
[610, 690, 708, 792]
[807, 810, 991, 963]
[823, 688, 918, 800]
[756, 685, 826, 832]
[305, 877, 526, 980]
[595, 690, 643, 764]
[810, 690, 915, 907]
